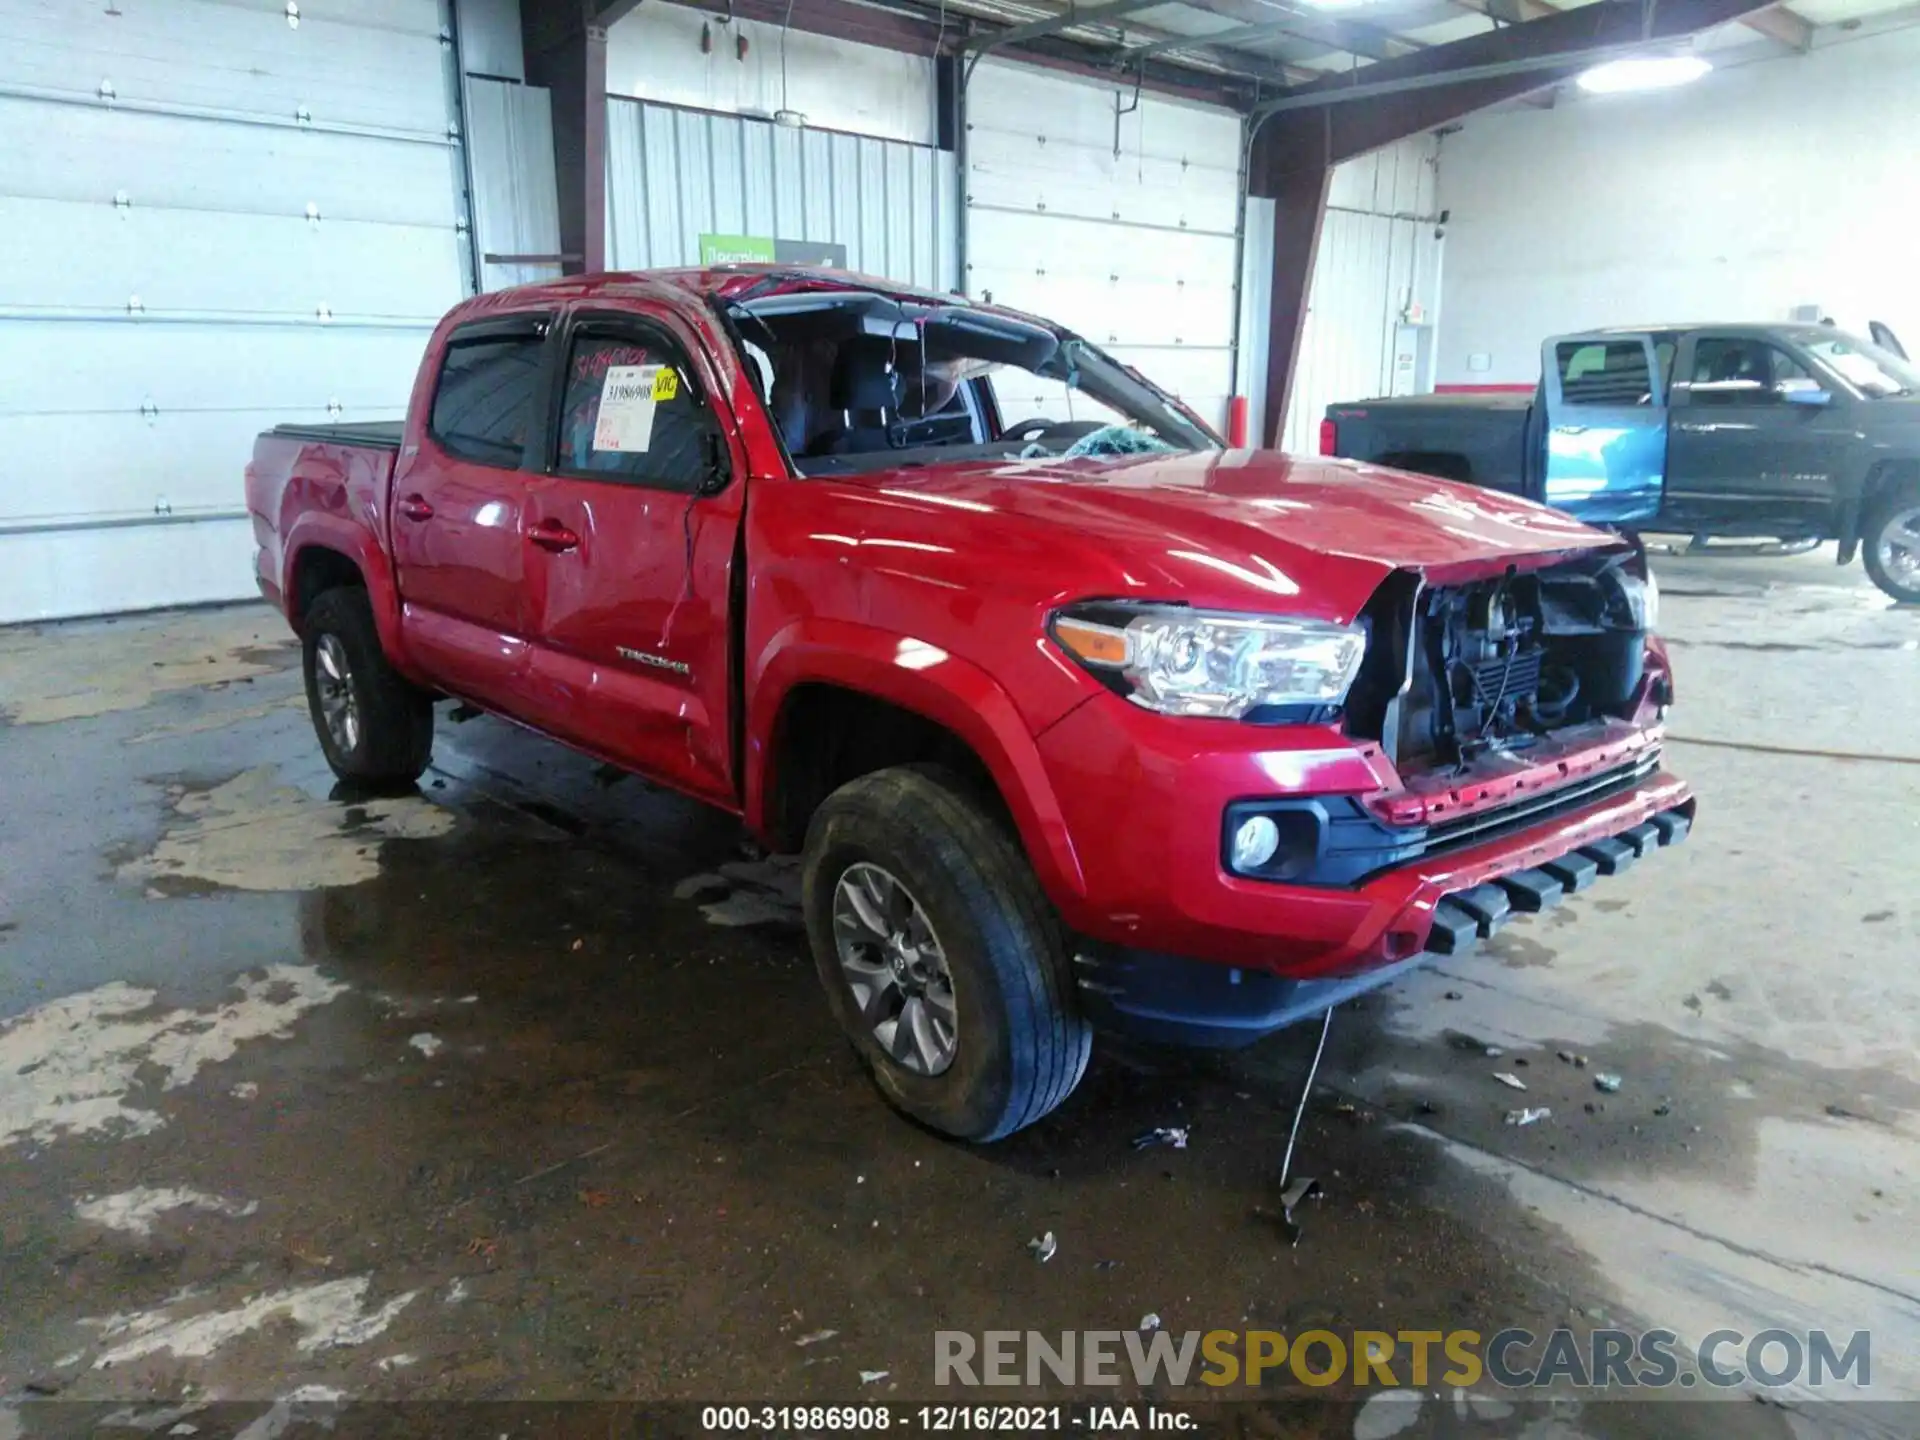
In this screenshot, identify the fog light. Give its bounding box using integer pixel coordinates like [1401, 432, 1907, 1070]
[1231, 814, 1281, 871]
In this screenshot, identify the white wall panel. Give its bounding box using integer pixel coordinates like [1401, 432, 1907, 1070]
[606, 4, 936, 146]
[0, 0, 468, 622]
[465, 76, 562, 290]
[1436, 26, 1920, 384]
[1278, 136, 1443, 453]
[606, 98, 956, 290]
[965, 61, 1243, 431]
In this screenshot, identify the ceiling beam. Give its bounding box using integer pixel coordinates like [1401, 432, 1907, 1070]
[963, 0, 1171, 52]
[1452, 0, 1815, 56]
[1120, 15, 1325, 59]
[1179, 0, 1422, 61]
[1739, 3, 1815, 49]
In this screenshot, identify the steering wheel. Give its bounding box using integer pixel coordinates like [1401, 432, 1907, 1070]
[1003, 418, 1107, 450]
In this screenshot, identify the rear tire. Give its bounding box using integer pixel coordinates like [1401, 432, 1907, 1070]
[802, 765, 1092, 1142]
[302, 586, 434, 785]
[1862, 483, 1920, 604]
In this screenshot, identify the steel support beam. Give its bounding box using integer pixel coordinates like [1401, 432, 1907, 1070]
[964, 0, 1169, 52]
[523, 4, 612, 276]
[1250, 0, 1781, 444]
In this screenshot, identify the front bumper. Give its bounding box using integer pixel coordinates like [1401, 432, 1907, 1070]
[1074, 801, 1693, 1047]
[1034, 694, 1690, 977]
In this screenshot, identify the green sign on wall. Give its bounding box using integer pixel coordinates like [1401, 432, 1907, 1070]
[698, 234, 849, 268]
[698, 233, 778, 264]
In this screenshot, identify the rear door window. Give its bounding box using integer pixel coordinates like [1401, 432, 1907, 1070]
[1555, 341, 1656, 406]
[429, 319, 550, 467]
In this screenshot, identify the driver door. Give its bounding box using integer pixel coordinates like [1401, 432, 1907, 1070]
[517, 304, 745, 806]
[1665, 333, 1848, 536]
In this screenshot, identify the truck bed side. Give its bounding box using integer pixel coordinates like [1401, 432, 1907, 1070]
[1326, 394, 1533, 497]
[243, 428, 403, 652]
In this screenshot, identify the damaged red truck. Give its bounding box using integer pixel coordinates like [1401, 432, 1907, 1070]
[247, 267, 1694, 1141]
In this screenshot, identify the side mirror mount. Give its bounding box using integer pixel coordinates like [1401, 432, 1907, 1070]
[1778, 378, 1832, 408]
[698, 429, 733, 496]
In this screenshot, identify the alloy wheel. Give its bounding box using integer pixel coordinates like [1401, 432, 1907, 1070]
[315, 632, 361, 754]
[832, 862, 959, 1076]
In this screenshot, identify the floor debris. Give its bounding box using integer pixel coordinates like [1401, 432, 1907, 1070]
[1594, 1072, 1623, 1092]
[1493, 1072, 1527, 1091]
[794, 1329, 838, 1348]
[407, 1033, 443, 1058]
[1269, 1176, 1324, 1247]
[1138, 1314, 1161, 1333]
[1131, 1125, 1189, 1151]
[1028, 1231, 1058, 1263]
[1505, 1107, 1552, 1127]
[859, 1370, 889, 1384]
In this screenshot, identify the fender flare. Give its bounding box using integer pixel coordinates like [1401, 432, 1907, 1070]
[281, 514, 414, 678]
[747, 617, 1088, 905]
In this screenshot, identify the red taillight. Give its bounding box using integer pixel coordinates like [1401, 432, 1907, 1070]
[1318, 418, 1338, 455]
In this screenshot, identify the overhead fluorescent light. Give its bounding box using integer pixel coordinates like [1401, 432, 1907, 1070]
[1576, 54, 1711, 94]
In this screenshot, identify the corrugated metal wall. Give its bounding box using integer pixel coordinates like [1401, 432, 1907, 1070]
[466, 77, 562, 291]
[1279, 137, 1444, 454]
[605, 99, 956, 290]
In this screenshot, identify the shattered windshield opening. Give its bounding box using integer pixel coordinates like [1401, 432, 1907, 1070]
[725, 289, 1219, 477]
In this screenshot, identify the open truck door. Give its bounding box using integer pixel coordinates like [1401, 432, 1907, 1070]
[1538, 332, 1668, 527]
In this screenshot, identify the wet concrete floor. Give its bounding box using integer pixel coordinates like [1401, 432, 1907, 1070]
[0, 547, 1915, 1435]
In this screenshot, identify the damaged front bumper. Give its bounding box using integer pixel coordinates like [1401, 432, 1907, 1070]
[1074, 801, 1694, 1048]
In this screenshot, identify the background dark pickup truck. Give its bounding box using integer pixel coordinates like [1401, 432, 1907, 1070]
[1324, 323, 1920, 603]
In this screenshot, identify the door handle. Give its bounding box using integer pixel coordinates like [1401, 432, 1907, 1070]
[397, 495, 434, 522]
[528, 519, 581, 553]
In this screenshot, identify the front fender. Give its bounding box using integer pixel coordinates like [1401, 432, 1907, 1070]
[747, 617, 1089, 906]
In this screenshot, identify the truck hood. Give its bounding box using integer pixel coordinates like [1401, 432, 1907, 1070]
[844, 449, 1617, 619]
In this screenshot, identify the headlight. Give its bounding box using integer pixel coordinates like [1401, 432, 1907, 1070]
[1051, 604, 1366, 720]
[1615, 564, 1659, 631]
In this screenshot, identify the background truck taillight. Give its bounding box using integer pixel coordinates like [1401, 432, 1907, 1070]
[1318, 419, 1337, 455]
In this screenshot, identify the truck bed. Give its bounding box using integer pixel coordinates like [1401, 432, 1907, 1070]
[1325, 393, 1533, 497]
[270, 420, 405, 449]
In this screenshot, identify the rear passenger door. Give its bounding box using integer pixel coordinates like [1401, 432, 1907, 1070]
[1539, 333, 1669, 526]
[392, 312, 552, 706]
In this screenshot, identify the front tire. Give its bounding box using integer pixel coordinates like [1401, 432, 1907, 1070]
[1863, 483, 1920, 604]
[302, 586, 434, 785]
[802, 765, 1092, 1142]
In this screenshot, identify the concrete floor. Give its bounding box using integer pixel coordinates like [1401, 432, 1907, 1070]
[1, 547, 1915, 1433]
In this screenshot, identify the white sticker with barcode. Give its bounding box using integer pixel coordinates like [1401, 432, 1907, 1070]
[594, 364, 661, 452]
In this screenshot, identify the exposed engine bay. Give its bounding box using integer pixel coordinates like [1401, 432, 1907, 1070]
[1347, 553, 1655, 772]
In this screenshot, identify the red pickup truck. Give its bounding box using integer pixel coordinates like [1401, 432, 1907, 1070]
[247, 266, 1694, 1141]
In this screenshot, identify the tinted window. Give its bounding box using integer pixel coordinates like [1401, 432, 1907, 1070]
[1556, 341, 1655, 406]
[558, 330, 710, 491]
[430, 325, 546, 466]
[1689, 339, 1812, 406]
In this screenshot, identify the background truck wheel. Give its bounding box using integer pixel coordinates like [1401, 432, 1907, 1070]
[1863, 484, 1920, 604]
[301, 586, 434, 785]
[801, 764, 1092, 1142]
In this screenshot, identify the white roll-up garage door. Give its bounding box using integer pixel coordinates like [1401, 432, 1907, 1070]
[0, 0, 471, 624]
[963, 61, 1242, 433]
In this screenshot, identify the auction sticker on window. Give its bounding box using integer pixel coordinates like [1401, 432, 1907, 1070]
[594, 364, 662, 452]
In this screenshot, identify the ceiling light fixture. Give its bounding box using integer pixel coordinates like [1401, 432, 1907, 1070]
[1576, 54, 1711, 93]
